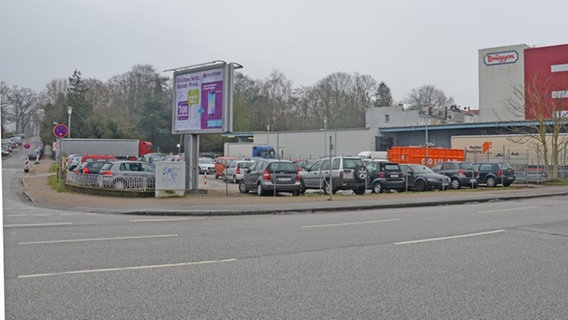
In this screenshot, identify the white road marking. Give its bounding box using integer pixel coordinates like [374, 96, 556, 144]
[19, 234, 179, 245]
[394, 230, 505, 245]
[18, 258, 238, 279]
[130, 218, 189, 223]
[4, 206, 38, 210]
[477, 206, 537, 214]
[6, 214, 29, 217]
[31, 213, 53, 216]
[301, 219, 401, 229]
[4, 222, 73, 228]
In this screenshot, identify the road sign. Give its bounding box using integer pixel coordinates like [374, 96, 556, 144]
[53, 124, 68, 138]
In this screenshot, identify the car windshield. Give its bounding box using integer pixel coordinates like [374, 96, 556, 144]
[199, 158, 214, 164]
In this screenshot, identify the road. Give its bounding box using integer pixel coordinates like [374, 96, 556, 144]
[3, 148, 568, 319]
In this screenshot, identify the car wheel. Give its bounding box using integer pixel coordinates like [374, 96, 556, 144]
[257, 183, 267, 196]
[415, 179, 427, 192]
[299, 181, 306, 194]
[292, 190, 300, 196]
[238, 181, 248, 193]
[354, 166, 368, 181]
[372, 181, 383, 194]
[324, 179, 336, 195]
[450, 178, 461, 189]
[113, 179, 126, 191]
[232, 175, 237, 184]
[486, 176, 496, 187]
[353, 187, 366, 195]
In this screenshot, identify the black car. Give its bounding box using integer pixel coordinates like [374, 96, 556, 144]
[400, 164, 451, 191]
[430, 161, 478, 189]
[239, 159, 302, 196]
[473, 162, 516, 187]
[366, 160, 405, 193]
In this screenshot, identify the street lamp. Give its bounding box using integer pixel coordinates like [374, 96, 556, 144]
[67, 106, 73, 138]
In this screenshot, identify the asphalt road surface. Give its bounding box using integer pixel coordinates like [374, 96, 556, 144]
[3, 147, 568, 319]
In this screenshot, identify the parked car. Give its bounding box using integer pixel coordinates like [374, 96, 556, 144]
[214, 156, 238, 179]
[80, 154, 117, 165]
[239, 159, 302, 196]
[99, 160, 156, 190]
[142, 153, 165, 163]
[366, 160, 405, 193]
[292, 159, 312, 171]
[224, 159, 254, 183]
[198, 157, 215, 174]
[299, 156, 368, 195]
[66, 154, 83, 172]
[75, 160, 112, 174]
[473, 162, 516, 187]
[400, 164, 451, 191]
[430, 161, 478, 189]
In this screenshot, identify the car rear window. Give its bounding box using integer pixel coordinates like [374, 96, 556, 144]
[343, 158, 364, 169]
[238, 162, 253, 168]
[383, 164, 400, 171]
[268, 162, 297, 173]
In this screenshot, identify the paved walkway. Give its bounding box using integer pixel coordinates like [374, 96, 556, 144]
[22, 158, 568, 216]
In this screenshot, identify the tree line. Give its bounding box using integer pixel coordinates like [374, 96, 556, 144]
[1, 64, 456, 153]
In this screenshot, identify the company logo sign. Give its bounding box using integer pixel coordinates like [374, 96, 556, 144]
[483, 50, 519, 66]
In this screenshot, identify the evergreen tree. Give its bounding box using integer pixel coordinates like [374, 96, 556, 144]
[375, 82, 394, 107]
[67, 69, 91, 137]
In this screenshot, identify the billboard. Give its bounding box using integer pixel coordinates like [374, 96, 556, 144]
[172, 61, 236, 134]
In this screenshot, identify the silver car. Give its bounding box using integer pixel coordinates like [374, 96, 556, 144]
[238, 159, 302, 196]
[224, 160, 254, 183]
[99, 160, 156, 190]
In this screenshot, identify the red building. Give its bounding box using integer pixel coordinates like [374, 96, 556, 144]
[524, 44, 568, 119]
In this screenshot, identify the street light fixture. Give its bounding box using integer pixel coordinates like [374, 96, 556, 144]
[67, 107, 73, 138]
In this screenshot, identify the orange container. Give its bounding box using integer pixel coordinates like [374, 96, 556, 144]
[387, 146, 464, 166]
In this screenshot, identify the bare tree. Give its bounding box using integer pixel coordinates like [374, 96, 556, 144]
[6, 86, 39, 134]
[259, 70, 294, 131]
[505, 73, 568, 180]
[405, 84, 454, 114]
[1, 81, 11, 135]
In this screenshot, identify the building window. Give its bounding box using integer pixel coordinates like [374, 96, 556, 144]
[385, 114, 390, 123]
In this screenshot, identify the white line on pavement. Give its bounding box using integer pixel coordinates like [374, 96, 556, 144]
[130, 218, 189, 222]
[19, 234, 179, 245]
[18, 258, 238, 279]
[301, 219, 401, 229]
[477, 207, 537, 214]
[394, 230, 505, 245]
[4, 222, 73, 228]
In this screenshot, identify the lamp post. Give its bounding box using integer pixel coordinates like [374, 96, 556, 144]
[67, 106, 73, 139]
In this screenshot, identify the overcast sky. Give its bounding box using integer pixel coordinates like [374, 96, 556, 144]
[1, 0, 566, 108]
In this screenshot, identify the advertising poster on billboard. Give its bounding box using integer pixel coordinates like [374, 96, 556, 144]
[174, 67, 224, 133]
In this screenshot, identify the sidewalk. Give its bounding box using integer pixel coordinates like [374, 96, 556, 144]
[22, 158, 568, 216]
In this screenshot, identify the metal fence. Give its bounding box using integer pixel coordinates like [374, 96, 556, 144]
[464, 149, 568, 183]
[66, 172, 155, 191]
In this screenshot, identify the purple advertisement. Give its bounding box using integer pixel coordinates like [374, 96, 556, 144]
[173, 67, 224, 133]
[201, 81, 223, 129]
